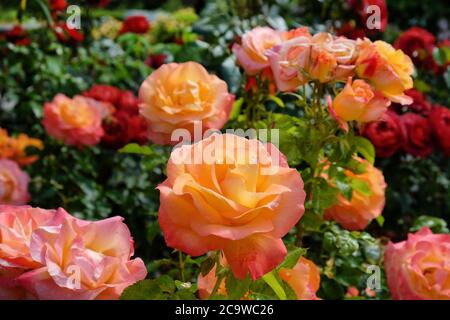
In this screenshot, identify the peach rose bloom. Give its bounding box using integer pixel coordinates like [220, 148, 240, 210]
[0, 159, 30, 205]
[17, 214, 147, 300]
[43, 94, 108, 147]
[385, 227, 450, 300]
[197, 255, 228, 299]
[356, 39, 414, 105]
[233, 27, 282, 75]
[158, 133, 306, 280]
[332, 78, 390, 123]
[278, 257, 321, 300]
[308, 33, 356, 83]
[0, 128, 43, 166]
[0, 205, 66, 299]
[267, 28, 312, 91]
[139, 62, 234, 145]
[324, 158, 386, 230]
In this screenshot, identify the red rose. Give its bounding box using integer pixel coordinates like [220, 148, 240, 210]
[348, 0, 388, 32]
[145, 54, 167, 70]
[49, 0, 68, 12]
[82, 84, 121, 105]
[3, 25, 31, 46]
[429, 105, 450, 156]
[117, 90, 139, 115]
[362, 111, 402, 157]
[394, 27, 439, 72]
[405, 89, 432, 115]
[336, 23, 366, 40]
[102, 111, 148, 148]
[400, 113, 434, 158]
[53, 22, 84, 44]
[120, 16, 150, 35]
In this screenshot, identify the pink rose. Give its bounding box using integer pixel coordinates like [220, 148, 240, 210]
[385, 227, 450, 300]
[0, 159, 30, 205]
[17, 214, 147, 300]
[233, 27, 282, 75]
[43, 94, 110, 147]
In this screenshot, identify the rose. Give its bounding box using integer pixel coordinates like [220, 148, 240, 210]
[232, 27, 282, 75]
[394, 27, 436, 67]
[384, 227, 450, 300]
[336, 23, 366, 40]
[399, 113, 434, 158]
[278, 257, 321, 300]
[119, 16, 150, 35]
[2, 25, 31, 46]
[145, 53, 167, 70]
[17, 214, 147, 300]
[356, 39, 414, 105]
[43, 94, 110, 147]
[102, 111, 148, 148]
[82, 84, 122, 106]
[324, 157, 386, 230]
[362, 111, 402, 157]
[429, 105, 450, 156]
[391, 89, 432, 115]
[49, 0, 68, 12]
[0, 159, 30, 205]
[0, 129, 43, 166]
[117, 90, 139, 115]
[157, 133, 306, 280]
[331, 78, 390, 123]
[266, 29, 312, 91]
[139, 62, 234, 145]
[53, 22, 84, 43]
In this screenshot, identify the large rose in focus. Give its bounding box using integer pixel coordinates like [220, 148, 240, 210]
[17, 214, 147, 300]
[384, 227, 450, 300]
[43, 94, 109, 147]
[232, 27, 282, 75]
[157, 134, 306, 280]
[399, 113, 434, 158]
[0, 159, 30, 205]
[362, 110, 402, 157]
[429, 105, 450, 156]
[324, 157, 386, 230]
[139, 62, 234, 145]
[278, 257, 321, 300]
[356, 39, 414, 105]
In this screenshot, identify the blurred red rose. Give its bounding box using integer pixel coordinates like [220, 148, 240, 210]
[429, 105, 450, 156]
[362, 111, 402, 157]
[348, 0, 388, 32]
[117, 90, 139, 115]
[336, 23, 366, 40]
[144, 53, 167, 69]
[120, 16, 150, 35]
[49, 0, 68, 12]
[102, 111, 148, 148]
[53, 22, 84, 44]
[404, 89, 432, 115]
[2, 26, 31, 46]
[400, 113, 434, 158]
[394, 27, 436, 69]
[82, 84, 121, 105]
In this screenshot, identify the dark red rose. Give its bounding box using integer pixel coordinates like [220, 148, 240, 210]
[53, 22, 84, 44]
[145, 53, 167, 69]
[120, 16, 150, 35]
[3, 25, 31, 46]
[429, 105, 450, 156]
[102, 111, 148, 148]
[117, 90, 139, 115]
[348, 0, 388, 32]
[362, 111, 402, 157]
[336, 22, 366, 40]
[49, 0, 68, 12]
[405, 89, 432, 115]
[82, 84, 121, 105]
[394, 27, 436, 70]
[400, 113, 434, 158]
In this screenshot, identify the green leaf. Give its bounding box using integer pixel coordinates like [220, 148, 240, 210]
[411, 215, 449, 233]
[225, 272, 251, 299]
[119, 143, 154, 156]
[375, 215, 385, 227]
[350, 178, 372, 196]
[278, 247, 306, 270]
[120, 276, 175, 300]
[268, 95, 285, 108]
[200, 256, 216, 277]
[229, 97, 243, 120]
[354, 136, 375, 165]
[262, 271, 287, 300]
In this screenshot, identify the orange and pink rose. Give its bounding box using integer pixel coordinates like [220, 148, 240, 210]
[384, 227, 450, 300]
[0, 159, 30, 205]
[278, 257, 321, 300]
[158, 133, 305, 280]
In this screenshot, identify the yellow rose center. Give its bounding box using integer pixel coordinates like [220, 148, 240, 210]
[60, 102, 94, 127]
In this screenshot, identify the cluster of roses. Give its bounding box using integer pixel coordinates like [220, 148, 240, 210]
[0, 129, 43, 206]
[42, 85, 147, 148]
[363, 89, 450, 158]
[0, 205, 146, 300]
